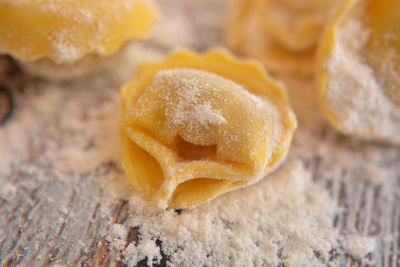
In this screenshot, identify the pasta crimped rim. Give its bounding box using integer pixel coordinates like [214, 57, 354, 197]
[120, 49, 297, 209]
[315, 0, 356, 127]
[0, 0, 159, 64]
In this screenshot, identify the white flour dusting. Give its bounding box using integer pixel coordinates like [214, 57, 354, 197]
[108, 160, 340, 266]
[324, 16, 400, 143]
[0, 67, 380, 265]
[106, 224, 128, 252]
[124, 239, 161, 266]
[0, 0, 395, 265]
[52, 34, 79, 63]
[340, 234, 376, 259]
[153, 69, 227, 128]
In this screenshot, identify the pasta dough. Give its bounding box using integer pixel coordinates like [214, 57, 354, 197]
[120, 49, 297, 209]
[0, 0, 158, 63]
[316, 0, 400, 143]
[0, 0, 158, 80]
[226, 0, 336, 75]
[365, 0, 400, 107]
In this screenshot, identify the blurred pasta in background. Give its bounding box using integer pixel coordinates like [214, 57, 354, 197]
[226, 0, 337, 76]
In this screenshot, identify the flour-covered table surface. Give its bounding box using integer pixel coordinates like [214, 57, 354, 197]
[0, 0, 399, 266]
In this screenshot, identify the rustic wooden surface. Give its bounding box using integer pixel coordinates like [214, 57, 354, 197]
[0, 0, 399, 266]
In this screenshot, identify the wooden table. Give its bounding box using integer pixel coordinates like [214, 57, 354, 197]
[0, 0, 399, 266]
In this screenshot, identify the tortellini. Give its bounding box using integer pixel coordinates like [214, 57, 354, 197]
[0, 0, 158, 80]
[226, 0, 337, 75]
[120, 49, 297, 209]
[316, 0, 400, 143]
[0, 0, 157, 63]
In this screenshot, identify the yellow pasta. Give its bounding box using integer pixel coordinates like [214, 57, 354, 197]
[316, 0, 400, 143]
[226, 0, 336, 75]
[120, 49, 297, 209]
[0, 0, 158, 64]
[365, 0, 400, 107]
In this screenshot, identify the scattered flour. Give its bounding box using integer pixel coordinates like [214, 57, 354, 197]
[0, 72, 384, 265]
[106, 224, 128, 252]
[108, 160, 340, 266]
[0, 182, 17, 199]
[340, 234, 376, 259]
[0, 0, 396, 266]
[124, 239, 161, 266]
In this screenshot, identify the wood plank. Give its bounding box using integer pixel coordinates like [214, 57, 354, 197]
[0, 0, 399, 266]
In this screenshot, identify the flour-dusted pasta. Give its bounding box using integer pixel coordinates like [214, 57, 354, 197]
[316, 0, 400, 144]
[120, 49, 297, 209]
[226, 0, 337, 75]
[365, 0, 400, 107]
[0, 0, 158, 80]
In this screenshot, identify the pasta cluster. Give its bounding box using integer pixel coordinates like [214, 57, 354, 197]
[2, 0, 397, 209]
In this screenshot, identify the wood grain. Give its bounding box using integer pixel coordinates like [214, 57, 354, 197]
[0, 0, 399, 266]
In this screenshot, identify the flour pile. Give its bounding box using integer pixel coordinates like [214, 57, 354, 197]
[0, 0, 391, 265]
[107, 160, 340, 266]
